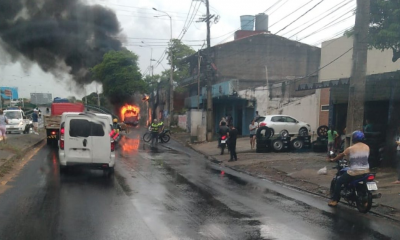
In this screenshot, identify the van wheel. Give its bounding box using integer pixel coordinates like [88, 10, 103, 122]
[105, 167, 114, 178]
[60, 166, 68, 174]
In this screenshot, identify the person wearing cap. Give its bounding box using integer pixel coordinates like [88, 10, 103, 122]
[32, 109, 39, 135]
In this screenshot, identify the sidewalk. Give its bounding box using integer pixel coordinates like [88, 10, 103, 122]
[173, 133, 400, 219]
[0, 131, 46, 172]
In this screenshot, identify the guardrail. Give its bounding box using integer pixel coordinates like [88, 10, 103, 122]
[84, 105, 118, 119]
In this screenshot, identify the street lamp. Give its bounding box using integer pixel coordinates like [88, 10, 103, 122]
[153, 7, 174, 125]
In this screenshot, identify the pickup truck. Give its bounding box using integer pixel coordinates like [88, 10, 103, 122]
[44, 102, 85, 145]
[4, 109, 31, 134]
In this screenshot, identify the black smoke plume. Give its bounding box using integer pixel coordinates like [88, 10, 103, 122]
[0, 0, 122, 85]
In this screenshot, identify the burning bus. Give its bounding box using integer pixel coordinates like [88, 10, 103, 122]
[120, 104, 140, 126]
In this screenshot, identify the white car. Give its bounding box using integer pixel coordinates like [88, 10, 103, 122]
[58, 112, 115, 176]
[257, 115, 311, 137]
[4, 109, 31, 134]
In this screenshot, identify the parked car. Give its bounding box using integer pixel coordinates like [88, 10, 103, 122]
[4, 109, 31, 134]
[58, 112, 115, 177]
[257, 115, 311, 137]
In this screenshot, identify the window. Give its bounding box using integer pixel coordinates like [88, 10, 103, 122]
[284, 117, 296, 123]
[321, 105, 329, 111]
[256, 117, 266, 123]
[69, 119, 105, 137]
[271, 116, 280, 122]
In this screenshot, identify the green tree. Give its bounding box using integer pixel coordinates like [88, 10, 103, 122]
[82, 92, 107, 106]
[369, 0, 400, 61]
[91, 49, 147, 104]
[166, 39, 196, 85]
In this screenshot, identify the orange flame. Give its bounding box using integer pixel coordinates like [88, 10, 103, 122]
[120, 138, 140, 153]
[120, 104, 140, 121]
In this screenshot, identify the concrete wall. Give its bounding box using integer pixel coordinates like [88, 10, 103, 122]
[318, 35, 400, 127]
[189, 109, 204, 137]
[238, 85, 319, 132]
[319, 35, 400, 82]
[214, 34, 321, 85]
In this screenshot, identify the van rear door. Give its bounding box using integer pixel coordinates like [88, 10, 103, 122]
[64, 116, 94, 163]
[90, 116, 111, 164]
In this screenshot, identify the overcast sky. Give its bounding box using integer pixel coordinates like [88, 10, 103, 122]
[0, 0, 356, 99]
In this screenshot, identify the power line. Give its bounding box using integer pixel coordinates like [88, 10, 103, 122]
[268, 0, 289, 15]
[177, 0, 195, 40]
[298, 10, 355, 41]
[100, 2, 202, 17]
[275, 0, 325, 35]
[286, 0, 354, 38]
[269, 0, 316, 28]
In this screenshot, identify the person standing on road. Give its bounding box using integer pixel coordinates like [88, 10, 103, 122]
[32, 109, 39, 135]
[392, 127, 400, 184]
[150, 119, 160, 147]
[227, 125, 238, 162]
[249, 119, 258, 149]
[327, 126, 338, 158]
[0, 110, 8, 143]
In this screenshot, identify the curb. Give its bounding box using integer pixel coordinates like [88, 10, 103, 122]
[1, 137, 46, 168]
[171, 136, 400, 223]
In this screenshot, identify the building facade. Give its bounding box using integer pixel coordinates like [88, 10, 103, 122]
[182, 32, 321, 136]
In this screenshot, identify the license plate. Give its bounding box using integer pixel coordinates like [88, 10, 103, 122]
[221, 140, 226, 144]
[367, 182, 378, 191]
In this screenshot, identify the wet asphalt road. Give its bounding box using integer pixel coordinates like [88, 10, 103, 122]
[0, 128, 399, 240]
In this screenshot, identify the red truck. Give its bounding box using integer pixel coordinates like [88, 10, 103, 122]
[44, 102, 85, 146]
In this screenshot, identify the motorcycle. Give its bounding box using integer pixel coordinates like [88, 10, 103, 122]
[329, 159, 381, 213]
[143, 128, 171, 143]
[220, 135, 228, 155]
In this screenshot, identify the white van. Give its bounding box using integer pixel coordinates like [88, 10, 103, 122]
[4, 109, 30, 134]
[58, 112, 115, 176]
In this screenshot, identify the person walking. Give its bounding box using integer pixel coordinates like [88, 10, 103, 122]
[227, 125, 238, 162]
[327, 125, 338, 158]
[392, 127, 400, 184]
[32, 109, 39, 135]
[249, 119, 258, 149]
[0, 110, 8, 143]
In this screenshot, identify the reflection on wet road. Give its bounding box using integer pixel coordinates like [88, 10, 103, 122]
[0, 127, 399, 240]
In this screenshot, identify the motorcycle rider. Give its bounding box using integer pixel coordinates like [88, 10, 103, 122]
[150, 119, 160, 147]
[218, 121, 229, 148]
[328, 130, 370, 207]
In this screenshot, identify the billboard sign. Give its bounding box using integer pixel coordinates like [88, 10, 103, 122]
[0, 87, 18, 100]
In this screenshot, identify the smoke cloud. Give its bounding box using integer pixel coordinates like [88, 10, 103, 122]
[0, 0, 122, 85]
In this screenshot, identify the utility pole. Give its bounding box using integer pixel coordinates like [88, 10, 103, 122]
[197, 52, 202, 110]
[345, 0, 370, 146]
[205, 0, 213, 141]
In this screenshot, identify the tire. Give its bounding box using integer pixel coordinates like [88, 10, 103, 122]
[60, 165, 68, 174]
[161, 134, 170, 143]
[256, 126, 272, 140]
[317, 125, 329, 137]
[356, 188, 372, 213]
[221, 145, 225, 155]
[291, 138, 303, 150]
[280, 130, 289, 138]
[105, 167, 115, 178]
[272, 139, 284, 152]
[299, 127, 308, 136]
[47, 138, 52, 145]
[143, 132, 151, 142]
